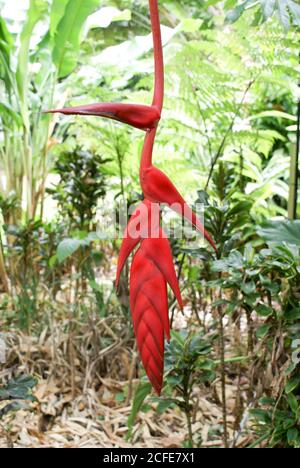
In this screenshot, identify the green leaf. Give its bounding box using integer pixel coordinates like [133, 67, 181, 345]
[285, 308, 300, 321]
[50, 0, 69, 37]
[49, 255, 57, 268]
[212, 250, 244, 273]
[0, 102, 22, 126]
[0, 16, 14, 90]
[277, 0, 290, 30]
[57, 238, 83, 263]
[225, 2, 247, 23]
[288, 0, 300, 26]
[224, 0, 239, 8]
[89, 280, 103, 294]
[212, 259, 229, 272]
[285, 377, 300, 394]
[228, 251, 244, 269]
[0, 16, 12, 46]
[287, 124, 298, 132]
[115, 392, 125, 402]
[127, 382, 152, 436]
[52, 0, 100, 78]
[0, 15, 13, 69]
[249, 110, 297, 121]
[0, 401, 24, 419]
[87, 7, 131, 29]
[259, 0, 276, 19]
[224, 0, 300, 29]
[287, 394, 299, 414]
[257, 220, 300, 246]
[250, 408, 272, 424]
[256, 304, 274, 317]
[156, 399, 175, 414]
[260, 397, 276, 405]
[287, 427, 299, 444]
[179, 19, 203, 33]
[0, 375, 37, 401]
[16, 0, 47, 109]
[171, 330, 187, 349]
[166, 375, 183, 387]
[109, 8, 131, 23]
[256, 323, 271, 339]
[241, 281, 256, 295]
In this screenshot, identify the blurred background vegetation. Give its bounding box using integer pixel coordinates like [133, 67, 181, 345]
[0, 0, 300, 448]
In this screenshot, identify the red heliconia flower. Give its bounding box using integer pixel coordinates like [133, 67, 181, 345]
[48, 0, 217, 395]
[130, 244, 169, 395]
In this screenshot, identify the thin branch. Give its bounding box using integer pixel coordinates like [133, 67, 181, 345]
[218, 301, 228, 448]
[189, 78, 214, 161]
[205, 79, 255, 191]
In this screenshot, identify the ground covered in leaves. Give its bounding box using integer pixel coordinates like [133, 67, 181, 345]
[0, 317, 255, 448]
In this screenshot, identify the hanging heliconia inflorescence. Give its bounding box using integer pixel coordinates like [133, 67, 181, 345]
[48, 0, 217, 395]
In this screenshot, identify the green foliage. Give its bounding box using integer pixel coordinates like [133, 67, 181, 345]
[57, 232, 99, 263]
[50, 0, 70, 36]
[47, 146, 109, 231]
[16, 0, 48, 110]
[0, 375, 37, 420]
[128, 330, 216, 447]
[251, 392, 300, 448]
[0, 375, 37, 402]
[46, 146, 109, 313]
[211, 238, 300, 448]
[52, 0, 100, 78]
[258, 220, 300, 246]
[3, 219, 65, 329]
[127, 381, 152, 439]
[225, 0, 300, 29]
[0, 0, 104, 222]
[152, 14, 297, 208]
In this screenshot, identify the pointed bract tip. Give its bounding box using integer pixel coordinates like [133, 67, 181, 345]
[43, 103, 161, 131]
[44, 109, 62, 114]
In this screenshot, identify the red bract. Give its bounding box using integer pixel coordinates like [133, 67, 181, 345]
[130, 245, 169, 395]
[116, 199, 183, 311]
[49, 0, 217, 395]
[140, 232, 183, 311]
[140, 163, 217, 252]
[47, 103, 161, 131]
[116, 199, 160, 288]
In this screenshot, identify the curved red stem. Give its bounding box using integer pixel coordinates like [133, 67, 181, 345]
[149, 0, 164, 113]
[140, 127, 157, 177]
